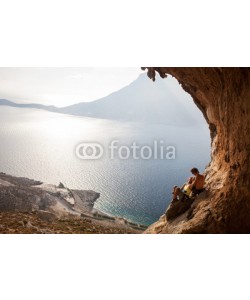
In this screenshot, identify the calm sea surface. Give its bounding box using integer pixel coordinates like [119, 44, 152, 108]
[0, 106, 210, 225]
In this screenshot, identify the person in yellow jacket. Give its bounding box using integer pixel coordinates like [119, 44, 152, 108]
[172, 176, 194, 201]
[181, 178, 193, 197]
[172, 168, 205, 201]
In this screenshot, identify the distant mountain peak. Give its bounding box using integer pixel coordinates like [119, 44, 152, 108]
[0, 75, 206, 126]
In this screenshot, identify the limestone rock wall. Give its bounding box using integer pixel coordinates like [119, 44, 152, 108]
[143, 67, 250, 233]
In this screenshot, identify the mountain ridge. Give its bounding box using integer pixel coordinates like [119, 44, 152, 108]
[0, 74, 205, 126]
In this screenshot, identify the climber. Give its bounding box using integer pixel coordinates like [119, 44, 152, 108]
[189, 167, 205, 196]
[181, 176, 194, 197]
[172, 176, 194, 202]
[171, 168, 205, 201]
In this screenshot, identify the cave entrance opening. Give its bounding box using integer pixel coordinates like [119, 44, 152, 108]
[138, 73, 212, 223]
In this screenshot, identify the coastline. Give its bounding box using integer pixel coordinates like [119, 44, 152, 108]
[0, 172, 147, 234]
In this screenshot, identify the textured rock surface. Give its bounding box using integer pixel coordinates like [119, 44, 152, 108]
[165, 198, 194, 221]
[143, 67, 250, 234]
[0, 211, 141, 234]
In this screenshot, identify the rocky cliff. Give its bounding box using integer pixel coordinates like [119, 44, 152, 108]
[0, 172, 144, 233]
[143, 67, 250, 233]
[0, 172, 100, 217]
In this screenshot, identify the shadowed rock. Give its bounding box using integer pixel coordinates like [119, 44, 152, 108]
[165, 198, 194, 221]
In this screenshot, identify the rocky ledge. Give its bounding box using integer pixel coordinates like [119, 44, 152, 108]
[0, 172, 145, 234]
[145, 191, 209, 234]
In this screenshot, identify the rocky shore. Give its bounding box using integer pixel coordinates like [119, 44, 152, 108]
[0, 172, 146, 234]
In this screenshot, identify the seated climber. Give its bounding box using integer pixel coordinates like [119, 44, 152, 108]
[172, 186, 189, 202]
[181, 177, 194, 197]
[172, 168, 205, 201]
[189, 167, 205, 196]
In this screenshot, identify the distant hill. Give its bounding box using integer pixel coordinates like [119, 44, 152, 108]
[0, 98, 58, 112]
[0, 74, 205, 126]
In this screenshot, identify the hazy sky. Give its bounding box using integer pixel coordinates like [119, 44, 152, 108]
[0, 68, 144, 107]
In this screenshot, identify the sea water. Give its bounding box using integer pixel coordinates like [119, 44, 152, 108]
[0, 106, 210, 225]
